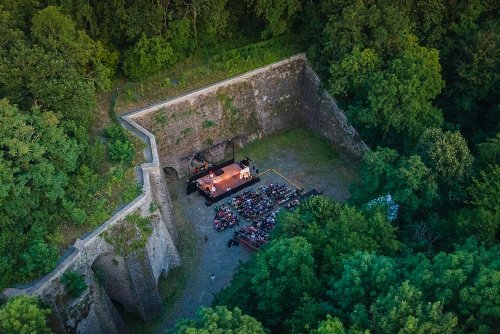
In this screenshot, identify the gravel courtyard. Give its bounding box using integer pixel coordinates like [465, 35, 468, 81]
[143, 128, 360, 333]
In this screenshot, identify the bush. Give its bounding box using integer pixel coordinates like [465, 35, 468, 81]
[105, 124, 128, 142]
[202, 120, 215, 128]
[124, 34, 176, 80]
[20, 238, 58, 280]
[108, 139, 134, 163]
[0, 295, 51, 334]
[104, 124, 135, 164]
[61, 270, 87, 297]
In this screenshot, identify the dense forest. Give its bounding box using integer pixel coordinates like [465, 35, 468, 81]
[0, 0, 498, 333]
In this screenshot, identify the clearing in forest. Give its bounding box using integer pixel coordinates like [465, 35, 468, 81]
[127, 127, 359, 333]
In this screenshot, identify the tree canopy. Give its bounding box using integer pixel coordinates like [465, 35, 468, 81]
[0, 1, 498, 333]
[0, 295, 51, 334]
[169, 306, 267, 334]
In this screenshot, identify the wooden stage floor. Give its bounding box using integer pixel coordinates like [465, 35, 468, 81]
[195, 163, 251, 199]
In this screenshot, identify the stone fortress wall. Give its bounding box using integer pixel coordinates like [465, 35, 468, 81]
[2, 109, 181, 333]
[2, 54, 367, 333]
[131, 54, 367, 177]
[3, 139, 180, 333]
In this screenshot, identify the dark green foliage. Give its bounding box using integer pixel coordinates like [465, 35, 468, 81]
[124, 34, 176, 80]
[216, 236, 318, 330]
[105, 124, 128, 142]
[20, 236, 59, 279]
[171, 306, 266, 334]
[279, 196, 401, 272]
[476, 133, 500, 170]
[104, 124, 135, 164]
[216, 196, 403, 332]
[406, 238, 500, 332]
[351, 147, 438, 222]
[0, 100, 78, 287]
[322, 0, 414, 62]
[165, 19, 194, 55]
[170, 306, 266, 333]
[311, 0, 499, 151]
[61, 269, 87, 298]
[0, 2, 141, 290]
[202, 120, 215, 128]
[329, 252, 399, 316]
[436, 2, 499, 142]
[0, 1, 498, 332]
[0, 9, 110, 291]
[215, 196, 499, 333]
[415, 128, 474, 186]
[108, 140, 135, 163]
[0, 295, 51, 334]
[452, 165, 500, 247]
[246, 0, 302, 38]
[370, 281, 458, 333]
[330, 37, 444, 149]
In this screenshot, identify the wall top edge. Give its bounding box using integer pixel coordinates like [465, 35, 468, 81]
[2, 53, 308, 297]
[122, 53, 307, 120]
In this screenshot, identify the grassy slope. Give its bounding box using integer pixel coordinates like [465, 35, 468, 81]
[111, 35, 302, 115]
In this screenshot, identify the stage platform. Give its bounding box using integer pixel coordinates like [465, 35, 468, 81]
[194, 162, 257, 204]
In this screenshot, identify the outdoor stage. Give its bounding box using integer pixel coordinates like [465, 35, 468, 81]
[194, 162, 258, 204]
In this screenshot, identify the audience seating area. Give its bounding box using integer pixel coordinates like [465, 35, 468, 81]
[213, 203, 239, 231]
[209, 183, 303, 250]
[229, 190, 274, 220]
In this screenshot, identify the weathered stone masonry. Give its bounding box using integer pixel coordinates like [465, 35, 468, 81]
[130, 54, 367, 177]
[2, 54, 366, 333]
[2, 125, 181, 332]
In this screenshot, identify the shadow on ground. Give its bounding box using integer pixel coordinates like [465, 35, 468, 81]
[131, 128, 359, 333]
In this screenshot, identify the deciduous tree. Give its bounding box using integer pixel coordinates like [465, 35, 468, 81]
[370, 281, 458, 333]
[171, 306, 267, 334]
[0, 295, 51, 334]
[246, 0, 302, 37]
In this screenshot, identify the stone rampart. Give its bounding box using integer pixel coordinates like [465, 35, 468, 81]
[2, 54, 366, 333]
[2, 94, 180, 331]
[127, 54, 367, 177]
[301, 62, 368, 157]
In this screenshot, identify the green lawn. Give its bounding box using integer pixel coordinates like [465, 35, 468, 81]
[236, 127, 338, 166]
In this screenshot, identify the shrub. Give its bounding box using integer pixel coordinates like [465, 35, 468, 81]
[202, 120, 215, 128]
[104, 124, 135, 164]
[105, 124, 127, 142]
[124, 34, 176, 80]
[108, 139, 134, 163]
[61, 270, 87, 297]
[20, 238, 58, 280]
